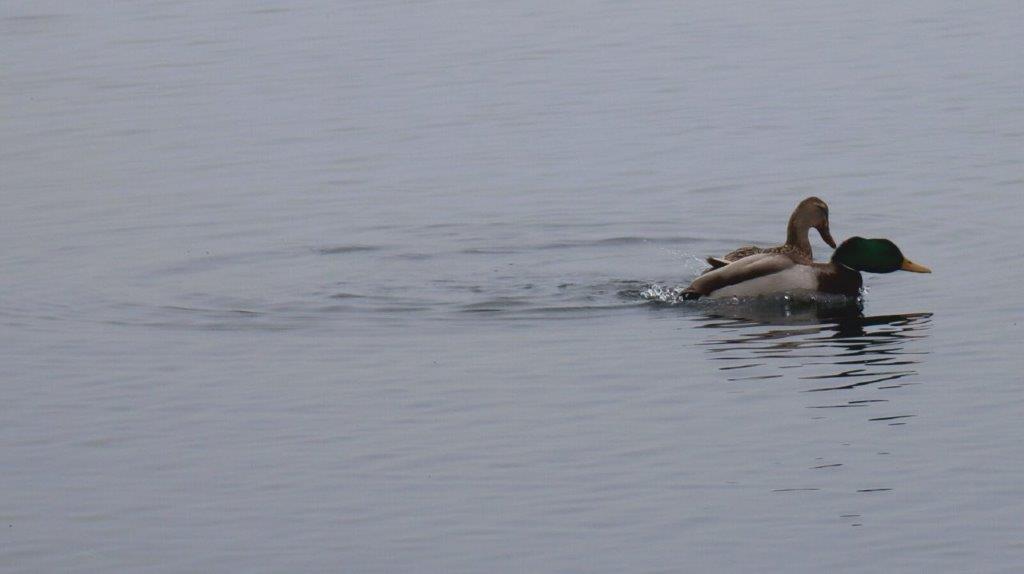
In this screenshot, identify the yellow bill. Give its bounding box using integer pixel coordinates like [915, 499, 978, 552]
[900, 259, 932, 273]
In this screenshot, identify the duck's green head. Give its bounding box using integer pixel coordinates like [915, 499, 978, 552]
[832, 237, 932, 274]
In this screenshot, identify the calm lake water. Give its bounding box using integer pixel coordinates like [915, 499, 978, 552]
[3, 1, 1023, 572]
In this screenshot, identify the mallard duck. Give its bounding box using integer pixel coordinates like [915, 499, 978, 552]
[683, 237, 931, 300]
[705, 196, 837, 270]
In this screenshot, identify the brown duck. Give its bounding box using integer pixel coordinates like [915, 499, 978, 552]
[705, 196, 837, 270]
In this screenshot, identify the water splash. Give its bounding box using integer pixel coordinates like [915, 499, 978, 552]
[639, 283, 688, 304]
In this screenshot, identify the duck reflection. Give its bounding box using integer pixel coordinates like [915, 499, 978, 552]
[696, 301, 932, 411]
[691, 301, 931, 513]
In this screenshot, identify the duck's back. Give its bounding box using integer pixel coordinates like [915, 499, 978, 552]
[724, 243, 812, 264]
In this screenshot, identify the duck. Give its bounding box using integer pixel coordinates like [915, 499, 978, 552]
[705, 196, 837, 270]
[682, 237, 931, 300]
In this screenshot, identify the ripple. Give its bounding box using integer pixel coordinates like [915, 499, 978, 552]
[459, 297, 533, 313]
[533, 236, 708, 250]
[317, 245, 382, 255]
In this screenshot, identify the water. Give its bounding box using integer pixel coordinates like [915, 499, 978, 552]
[2, 1, 1023, 572]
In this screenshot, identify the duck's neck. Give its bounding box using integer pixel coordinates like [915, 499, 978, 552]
[817, 262, 863, 296]
[785, 212, 812, 252]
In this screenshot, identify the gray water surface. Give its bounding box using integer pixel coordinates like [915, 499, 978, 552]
[3, 1, 1023, 572]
